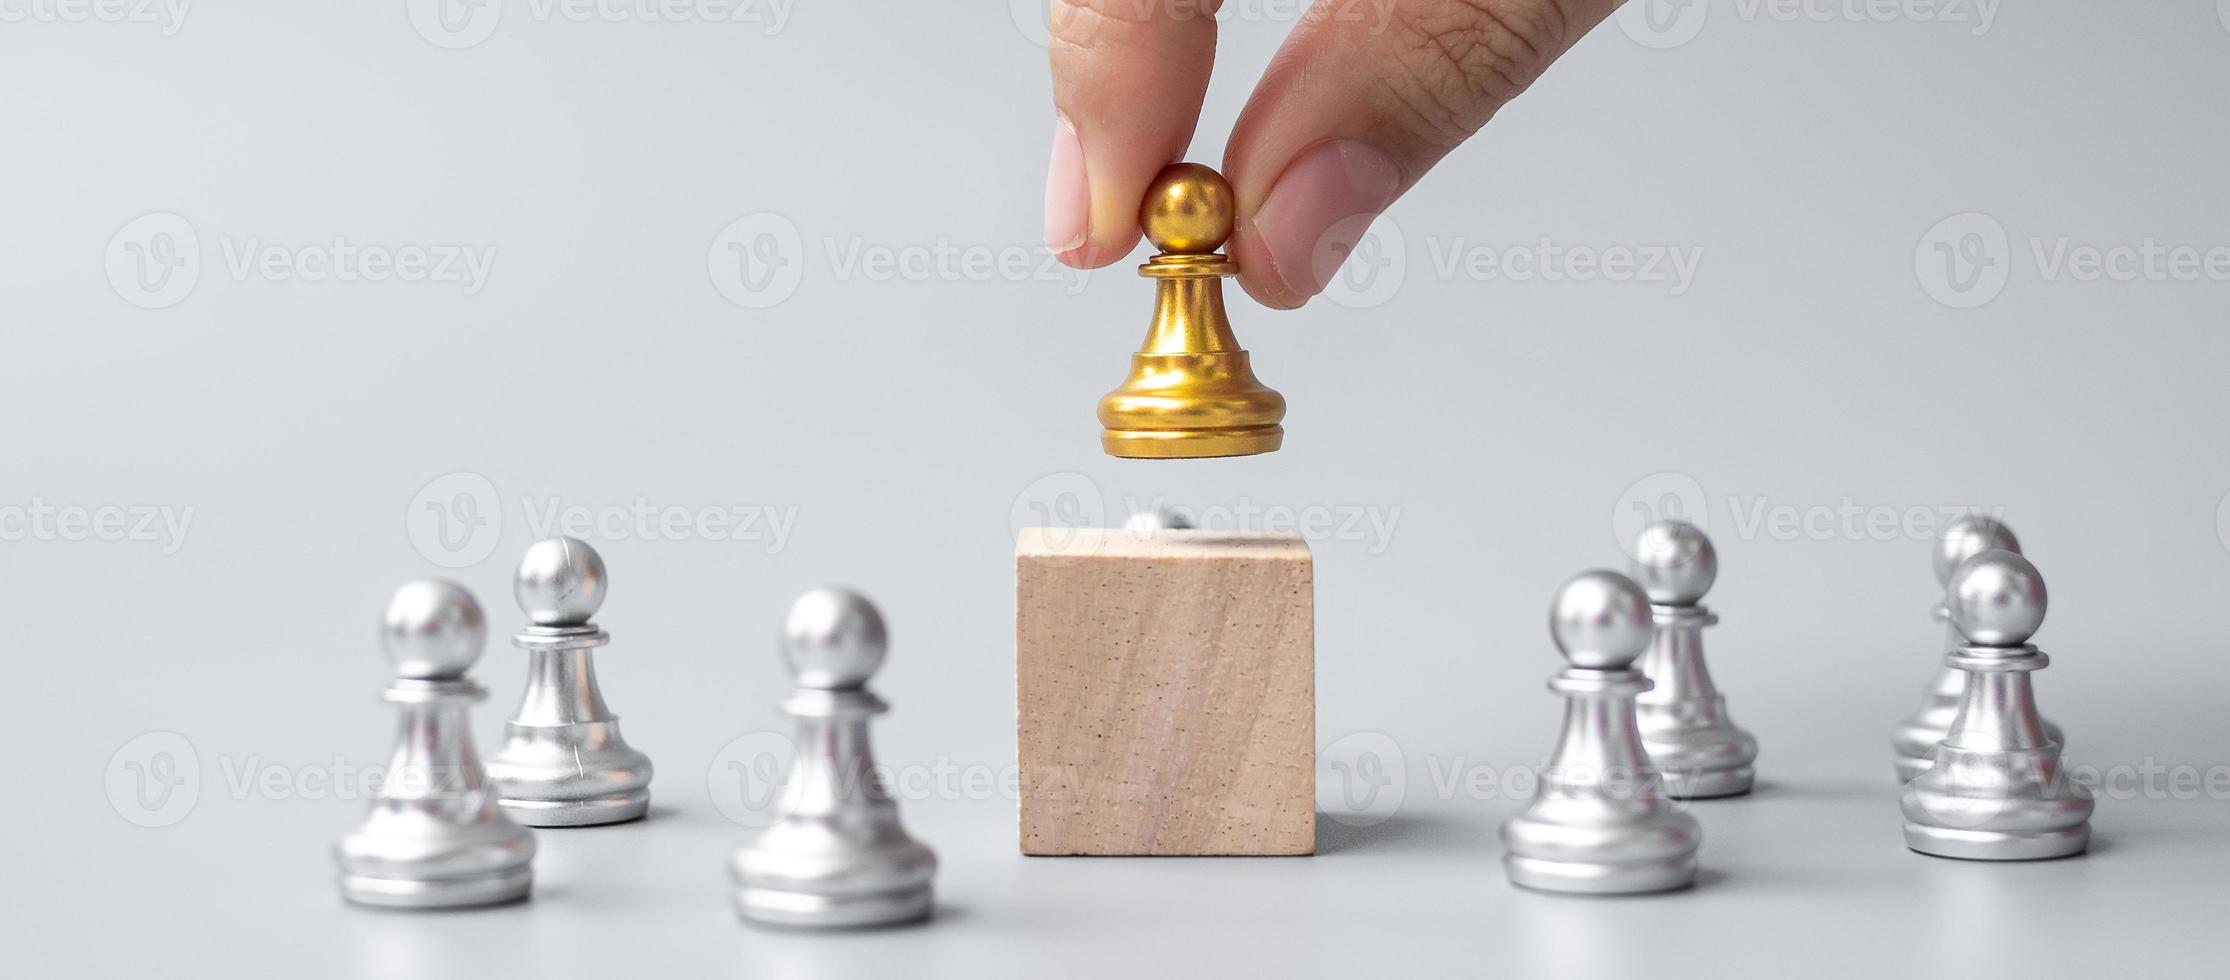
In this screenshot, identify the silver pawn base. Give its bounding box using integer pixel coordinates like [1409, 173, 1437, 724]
[498, 789, 651, 828]
[1902, 552, 2092, 862]
[1635, 605, 1757, 800]
[1891, 621, 2064, 782]
[730, 688, 938, 928]
[488, 630, 655, 828]
[732, 591, 938, 928]
[335, 678, 539, 909]
[1903, 737, 2093, 861]
[1902, 822, 2091, 861]
[1501, 670, 1703, 895]
[733, 834, 937, 928]
[1504, 849, 1699, 896]
[339, 865, 533, 910]
[337, 582, 536, 910]
[489, 538, 654, 827]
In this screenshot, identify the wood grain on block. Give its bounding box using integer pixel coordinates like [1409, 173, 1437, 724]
[1016, 527, 1314, 856]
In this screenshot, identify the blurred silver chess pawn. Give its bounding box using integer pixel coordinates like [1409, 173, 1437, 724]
[335, 580, 536, 908]
[1501, 570, 1702, 894]
[732, 588, 938, 927]
[1901, 550, 2092, 860]
[1122, 507, 1194, 533]
[1627, 520, 1757, 798]
[1891, 516, 2063, 781]
[486, 537, 653, 826]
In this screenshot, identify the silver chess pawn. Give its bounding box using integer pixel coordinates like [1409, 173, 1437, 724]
[486, 537, 653, 826]
[335, 580, 536, 908]
[1121, 507, 1193, 533]
[1891, 516, 2063, 781]
[1501, 570, 1703, 895]
[1627, 520, 1757, 799]
[1901, 550, 2092, 860]
[732, 588, 938, 927]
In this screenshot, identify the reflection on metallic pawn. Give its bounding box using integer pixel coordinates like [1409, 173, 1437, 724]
[335, 581, 536, 908]
[1121, 507, 1194, 533]
[1627, 520, 1756, 799]
[732, 588, 937, 927]
[1500, 570, 1702, 895]
[486, 537, 653, 827]
[1901, 550, 2092, 860]
[1891, 516, 2062, 782]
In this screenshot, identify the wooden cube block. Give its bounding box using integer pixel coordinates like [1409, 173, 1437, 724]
[1016, 527, 1314, 856]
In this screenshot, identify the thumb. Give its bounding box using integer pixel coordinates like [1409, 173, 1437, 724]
[1044, 1, 1220, 269]
[1223, 0, 1620, 308]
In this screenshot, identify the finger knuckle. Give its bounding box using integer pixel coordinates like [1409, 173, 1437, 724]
[1374, 0, 1572, 148]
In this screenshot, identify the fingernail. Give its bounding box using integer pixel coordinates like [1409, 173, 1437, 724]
[1251, 140, 1402, 299]
[1044, 114, 1088, 254]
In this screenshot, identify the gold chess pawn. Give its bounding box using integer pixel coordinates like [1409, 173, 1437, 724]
[1098, 163, 1286, 459]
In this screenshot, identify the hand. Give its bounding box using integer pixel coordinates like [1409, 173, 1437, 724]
[1042, 0, 1620, 308]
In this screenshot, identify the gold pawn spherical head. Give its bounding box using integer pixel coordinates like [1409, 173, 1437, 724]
[1140, 163, 1234, 254]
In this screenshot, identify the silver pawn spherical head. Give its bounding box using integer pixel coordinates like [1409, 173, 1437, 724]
[1549, 570, 1656, 670]
[782, 588, 888, 689]
[1629, 519, 1716, 606]
[515, 536, 607, 627]
[1946, 549, 2047, 647]
[1123, 508, 1193, 533]
[382, 579, 486, 680]
[1934, 515, 2019, 586]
